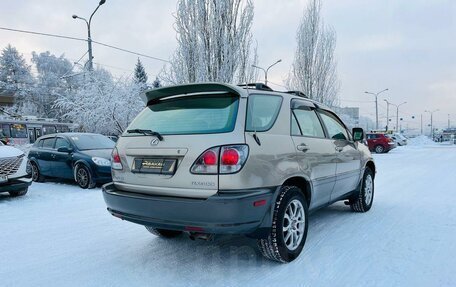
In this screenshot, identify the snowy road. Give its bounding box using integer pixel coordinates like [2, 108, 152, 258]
[1, 143, 456, 286]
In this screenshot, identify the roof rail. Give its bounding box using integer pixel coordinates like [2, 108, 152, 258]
[286, 90, 308, 98]
[237, 83, 273, 91]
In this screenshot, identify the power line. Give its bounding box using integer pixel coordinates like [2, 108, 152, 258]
[0, 26, 170, 64]
[0, 26, 86, 42]
[91, 41, 170, 63]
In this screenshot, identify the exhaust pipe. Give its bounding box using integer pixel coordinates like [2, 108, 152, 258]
[188, 232, 214, 241]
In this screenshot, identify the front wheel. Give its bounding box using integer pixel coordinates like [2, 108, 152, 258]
[257, 185, 308, 263]
[75, 164, 96, 189]
[145, 226, 182, 238]
[9, 188, 28, 197]
[350, 167, 374, 212]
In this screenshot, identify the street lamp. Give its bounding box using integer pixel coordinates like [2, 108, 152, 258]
[72, 0, 106, 71]
[394, 102, 407, 133]
[425, 109, 439, 139]
[365, 88, 388, 130]
[252, 59, 282, 86]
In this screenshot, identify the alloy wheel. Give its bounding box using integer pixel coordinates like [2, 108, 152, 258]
[282, 199, 306, 251]
[364, 174, 373, 205]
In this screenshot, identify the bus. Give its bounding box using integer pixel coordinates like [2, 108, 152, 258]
[0, 117, 78, 145]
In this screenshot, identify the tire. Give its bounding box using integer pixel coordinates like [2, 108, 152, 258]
[374, 145, 385, 153]
[257, 185, 309, 263]
[31, 162, 45, 182]
[145, 226, 182, 238]
[350, 167, 374, 212]
[75, 164, 96, 189]
[9, 188, 28, 197]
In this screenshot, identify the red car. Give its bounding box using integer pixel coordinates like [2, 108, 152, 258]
[366, 133, 397, 153]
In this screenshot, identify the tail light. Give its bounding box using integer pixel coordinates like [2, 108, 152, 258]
[191, 145, 249, 174]
[190, 147, 220, 174]
[111, 147, 123, 170]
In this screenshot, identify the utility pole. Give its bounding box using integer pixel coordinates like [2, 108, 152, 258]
[365, 88, 389, 130]
[425, 109, 439, 139]
[72, 0, 106, 71]
[448, 114, 451, 129]
[383, 99, 391, 131]
[384, 100, 406, 132]
[395, 102, 407, 133]
[421, 114, 423, 135]
[252, 59, 282, 86]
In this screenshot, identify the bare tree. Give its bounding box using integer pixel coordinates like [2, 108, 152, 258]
[287, 0, 339, 107]
[162, 0, 258, 85]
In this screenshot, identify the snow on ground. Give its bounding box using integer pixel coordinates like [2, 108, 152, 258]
[408, 135, 437, 146]
[1, 144, 456, 287]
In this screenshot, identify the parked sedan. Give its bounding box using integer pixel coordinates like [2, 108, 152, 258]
[28, 133, 115, 188]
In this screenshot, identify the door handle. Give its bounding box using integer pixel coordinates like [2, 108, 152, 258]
[335, 146, 343, 152]
[296, 144, 309, 152]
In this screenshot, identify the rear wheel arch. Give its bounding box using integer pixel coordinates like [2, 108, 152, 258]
[282, 176, 311, 207]
[365, 161, 376, 178]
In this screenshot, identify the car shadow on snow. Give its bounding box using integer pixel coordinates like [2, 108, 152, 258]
[114, 202, 357, 283]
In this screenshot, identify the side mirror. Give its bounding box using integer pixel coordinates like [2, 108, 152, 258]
[57, 146, 73, 153]
[352, 127, 364, 142]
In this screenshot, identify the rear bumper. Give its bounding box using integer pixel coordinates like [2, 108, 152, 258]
[102, 182, 276, 236]
[0, 177, 32, 193]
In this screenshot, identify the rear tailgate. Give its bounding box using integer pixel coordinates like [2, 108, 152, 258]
[113, 89, 247, 199]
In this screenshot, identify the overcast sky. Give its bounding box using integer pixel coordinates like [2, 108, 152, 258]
[1, 0, 455, 132]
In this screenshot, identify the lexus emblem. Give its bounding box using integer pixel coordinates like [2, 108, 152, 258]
[150, 138, 160, 146]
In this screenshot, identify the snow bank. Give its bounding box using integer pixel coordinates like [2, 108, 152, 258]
[407, 135, 435, 146]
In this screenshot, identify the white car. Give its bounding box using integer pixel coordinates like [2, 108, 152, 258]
[0, 141, 32, 197]
[392, 133, 408, 146]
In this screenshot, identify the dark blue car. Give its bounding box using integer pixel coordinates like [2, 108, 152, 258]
[28, 133, 115, 188]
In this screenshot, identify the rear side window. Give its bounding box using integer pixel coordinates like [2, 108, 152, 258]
[367, 134, 378, 139]
[246, 94, 283, 132]
[126, 95, 239, 135]
[42, 138, 55, 149]
[292, 109, 325, 138]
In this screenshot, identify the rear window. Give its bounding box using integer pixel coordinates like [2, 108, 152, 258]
[246, 94, 283, 132]
[125, 95, 239, 135]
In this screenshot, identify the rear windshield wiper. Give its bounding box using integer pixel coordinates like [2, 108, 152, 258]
[126, 129, 164, 140]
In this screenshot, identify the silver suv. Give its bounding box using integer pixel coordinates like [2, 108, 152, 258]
[102, 83, 376, 263]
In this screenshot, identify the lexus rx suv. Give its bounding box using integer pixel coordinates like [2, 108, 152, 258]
[102, 83, 376, 263]
[0, 141, 32, 197]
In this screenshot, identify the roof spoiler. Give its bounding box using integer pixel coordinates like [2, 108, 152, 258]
[142, 83, 243, 105]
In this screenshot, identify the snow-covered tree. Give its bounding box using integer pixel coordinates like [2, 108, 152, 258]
[29, 51, 74, 118]
[0, 44, 33, 93]
[162, 0, 258, 85]
[55, 69, 144, 135]
[134, 58, 148, 90]
[287, 0, 339, 107]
